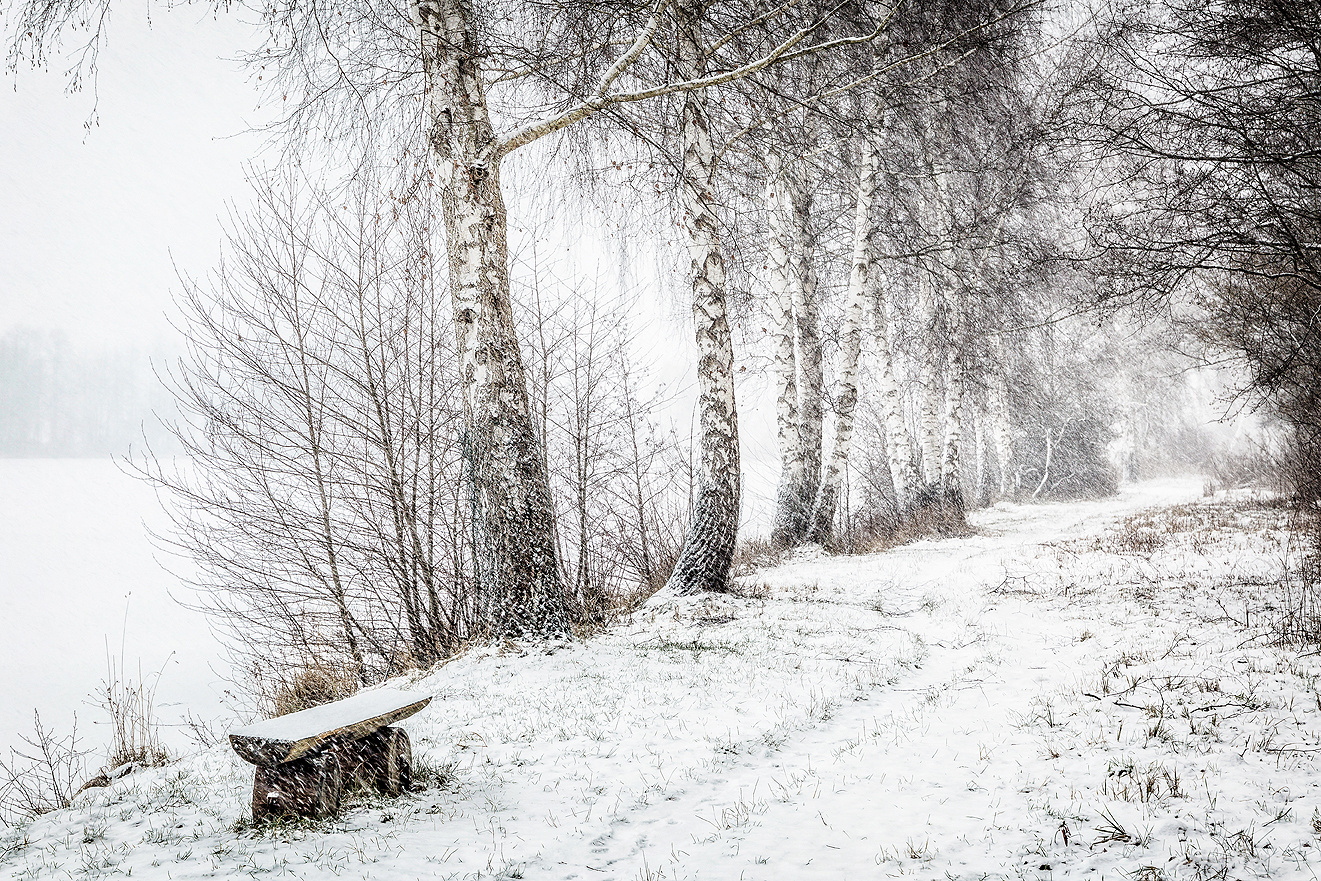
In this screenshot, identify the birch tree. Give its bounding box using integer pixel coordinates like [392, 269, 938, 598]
[807, 137, 878, 543]
[789, 161, 827, 525]
[790, 0, 1071, 538]
[11, 0, 896, 623]
[766, 150, 809, 547]
[659, 0, 742, 595]
[765, 147, 828, 548]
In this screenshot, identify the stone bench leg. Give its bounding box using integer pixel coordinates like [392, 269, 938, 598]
[340, 726, 412, 797]
[250, 727, 413, 822]
[252, 751, 343, 822]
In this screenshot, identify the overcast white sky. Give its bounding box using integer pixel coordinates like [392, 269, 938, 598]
[2, 4, 267, 349]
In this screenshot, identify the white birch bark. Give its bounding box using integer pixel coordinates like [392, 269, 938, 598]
[416, 0, 567, 634]
[663, 0, 741, 595]
[766, 151, 806, 547]
[808, 139, 878, 545]
[917, 124, 954, 497]
[989, 369, 1016, 498]
[939, 283, 967, 507]
[789, 167, 825, 513]
[873, 273, 920, 515]
[973, 412, 987, 507]
[916, 269, 945, 490]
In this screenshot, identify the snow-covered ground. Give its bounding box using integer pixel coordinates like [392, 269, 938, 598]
[4, 477, 1320, 880]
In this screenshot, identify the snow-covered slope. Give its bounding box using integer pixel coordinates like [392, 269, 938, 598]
[5, 478, 1319, 880]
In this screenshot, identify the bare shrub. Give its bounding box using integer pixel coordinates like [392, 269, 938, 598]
[2, 656, 172, 826]
[1275, 525, 1321, 647]
[180, 712, 223, 751]
[137, 171, 692, 700]
[0, 713, 88, 827]
[518, 274, 691, 618]
[135, 172, 477, 690]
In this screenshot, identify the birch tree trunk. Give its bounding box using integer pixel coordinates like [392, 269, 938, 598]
[808, 139, 878, 545]
[790, 169, 825, 515]
[873, 273, 920, 516]
[989, 369, 1016, 498]
[663, 0, 741, 595]
[417, 0, 567, 634]
[939, 284, 967, 511]
[912, 265, 945, 490]
[767, 152, 807, 547]
[973, 412, 988, 507]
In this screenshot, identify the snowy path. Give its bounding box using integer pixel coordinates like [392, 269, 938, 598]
[6, 478, 1321, 880]
[562, 482, 1198, 879]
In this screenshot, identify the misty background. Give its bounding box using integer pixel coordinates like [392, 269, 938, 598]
[0, 5, 265, 757]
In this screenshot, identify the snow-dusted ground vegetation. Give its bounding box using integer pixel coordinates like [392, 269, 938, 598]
[4, 478, 1318, 880]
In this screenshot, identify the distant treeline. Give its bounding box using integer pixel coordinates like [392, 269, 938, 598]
[0, 328, 179, 457]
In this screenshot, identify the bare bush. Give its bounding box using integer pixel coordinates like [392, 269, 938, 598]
[517, 271, 691, 618]
[136, 170, 474, 691]
[131, 168, 692, 708]
[0, 713, 88, 827]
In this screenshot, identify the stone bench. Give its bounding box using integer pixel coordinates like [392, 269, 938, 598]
[229, 688, 432, 822]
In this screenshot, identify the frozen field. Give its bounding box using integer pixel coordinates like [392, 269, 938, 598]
[0, 460, 227, 761]
[4, 478, 1320, 879]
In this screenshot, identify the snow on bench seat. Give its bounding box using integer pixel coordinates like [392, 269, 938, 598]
[229, 688, 431, 766]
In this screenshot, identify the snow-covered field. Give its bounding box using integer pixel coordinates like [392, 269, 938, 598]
[0, 460, 226, 760]
[4, 478, 1320, 880]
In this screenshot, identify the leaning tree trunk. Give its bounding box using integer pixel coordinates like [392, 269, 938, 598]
[789, 168, 825, 519]
[766, 152, 807, 548]
[417, 0, 567, 635]
[808, 139, 878, 545]
[662, 0, 741, 596]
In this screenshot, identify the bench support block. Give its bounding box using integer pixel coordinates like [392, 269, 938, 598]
[250, 726, 412, 822]
[252, 751, 343, 822]
[341, 725, 412, 796]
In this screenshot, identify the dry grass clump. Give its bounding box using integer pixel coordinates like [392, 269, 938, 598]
[848, 509, 972, 557]
[1102, 759, 1185, 804]
[1075, 498, 1287, 557]
[95, 671, 170, 770]
[1076, 497, 1321, 649]
[264, 660, 361, 718]
[729, 538, 793, 580]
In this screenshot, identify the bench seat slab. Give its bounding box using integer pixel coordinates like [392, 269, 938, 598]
[230, 688, 431, 766]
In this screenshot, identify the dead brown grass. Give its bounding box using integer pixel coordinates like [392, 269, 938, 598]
[265, 660, 361, 718]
